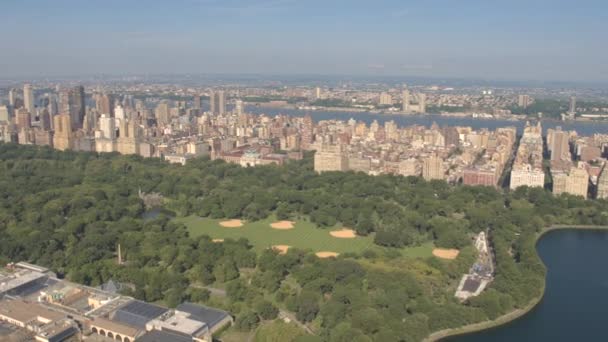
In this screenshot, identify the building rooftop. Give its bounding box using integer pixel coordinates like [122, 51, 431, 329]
[0, 299, 65, 324]
[0, 269, 46, 296]
[175, 303, 230, 330]
[112, 300, 168, 328]
[462, 277, 482, 293]
[136, 329, 193, 342]
[147, 311, 207, 337]
[91, 317, 140, 337]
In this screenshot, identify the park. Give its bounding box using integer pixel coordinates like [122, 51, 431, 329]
[175, 215, 435, 258]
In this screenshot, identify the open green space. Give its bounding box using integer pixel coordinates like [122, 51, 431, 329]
[254, 321, 307, 342]
[177, 215, 377, 254]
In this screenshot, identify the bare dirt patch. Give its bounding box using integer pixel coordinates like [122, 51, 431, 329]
[219, 219, 244, 228]
[330, 229, 357, 239]
[270, 220, 295, 230]
[432, 248, 460, 259]
[272, 245, 290, 254]
[316, 251, 340, 258]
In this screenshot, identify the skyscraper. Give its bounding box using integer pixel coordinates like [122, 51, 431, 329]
[569, 96, 577, 114]
[301, 115, 313, 150]
[16, 108, 31, 130]
[8, 89, 16, 107]
[23, 84, 35, 114]
[0, 105, 11, 123]
[379, 93, 392, 105]
[96, 93, 114, 116]
[423, 155, 443, 180]
[550, 127, 569, 161]
[210, 90, 226, 115]
[70, 86, 86, 129]
[518, 95, 531, 108]
[418, 93, 427, 114]
[52, 114, 73, 151]
[235, 99, 244, 116]
[402, 90, 410, 112]
[155, 101, 170, 125]
[193, 95, 202, 110]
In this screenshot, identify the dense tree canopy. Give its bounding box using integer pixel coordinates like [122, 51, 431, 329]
[1, 143, 607, 341]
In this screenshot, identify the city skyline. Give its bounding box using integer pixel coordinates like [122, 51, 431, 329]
[1, 0, 607, 82]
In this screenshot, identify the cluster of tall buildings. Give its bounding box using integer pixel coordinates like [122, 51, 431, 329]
[313, 119, 516, 186]
[3, 83, 608, 200]
[508, 122, 608, 199]
[401, 89, 426, 113]
[509, 122, 546, 189]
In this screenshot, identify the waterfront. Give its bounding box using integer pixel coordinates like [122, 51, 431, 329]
[247, 106, 608, 136]
[445, 229, 608, 342]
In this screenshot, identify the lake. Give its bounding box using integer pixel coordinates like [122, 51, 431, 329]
[445, 229, 608, 342]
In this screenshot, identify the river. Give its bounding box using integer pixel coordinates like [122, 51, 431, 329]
[245, 106, 608, 136]
[445, 229, 608, 342]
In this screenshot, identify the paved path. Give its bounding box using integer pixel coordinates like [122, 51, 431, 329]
[191, 284, 315, 335]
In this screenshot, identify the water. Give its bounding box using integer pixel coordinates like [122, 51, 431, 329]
[246, 106, 608, 136]
[142, 208, 161, 220]
[446, 229, 608, 342]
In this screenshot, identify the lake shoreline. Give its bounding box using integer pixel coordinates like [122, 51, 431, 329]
[423, 224, 608, 342]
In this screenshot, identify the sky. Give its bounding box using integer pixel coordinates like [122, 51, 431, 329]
[1, 0, 607, 82]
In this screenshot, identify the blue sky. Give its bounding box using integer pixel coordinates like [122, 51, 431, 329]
[1, 0, 607, 82]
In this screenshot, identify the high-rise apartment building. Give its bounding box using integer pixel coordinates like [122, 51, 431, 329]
[23, 84, 35, 114]
[402, 90, 410, 112]
[552, 165, 589, 198]
[418, 93, 427, 114]
[70, 86, 86, 129]
[8, 89, 17, 107]
[15, 108, 31, 130]
[235, 99, 244, 116]
[597, 163, 608, 199]
[569, 96, 577, 114]
[379, 93, 392, 105]
[0, 105, 11, 123]
[52, 114, 73, 151]
[314, 144, 348, 172]
[423, 155, 444, 180]
[518, 95, 531, 108]
[155, 101, 170, 125]
[209, 90, 226, 115]
[96, 93, 114, 116]
[548, 127, 569, 161]
[193, 95, 202, 110]
[510, 122, 545, 189]
[300, 115, 313, 150]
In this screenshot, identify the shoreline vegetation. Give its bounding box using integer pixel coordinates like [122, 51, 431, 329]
[423, 225, 608, 342]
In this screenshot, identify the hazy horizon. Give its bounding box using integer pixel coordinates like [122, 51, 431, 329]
[1, 0, 607, 83]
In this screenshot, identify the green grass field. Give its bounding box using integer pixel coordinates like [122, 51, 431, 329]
[175, 215, 434, 258]
[254, 321, 306, 342]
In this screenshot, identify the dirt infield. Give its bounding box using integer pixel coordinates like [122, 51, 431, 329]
[212, 238, 224, 243]
[432, 248, 460, 259]
[316, 251, 340, 258]
[272, 245, 290, 254]
[219, 219, 244, 228]
[270, 220, 295, 230]
[330, 229, 357, 239]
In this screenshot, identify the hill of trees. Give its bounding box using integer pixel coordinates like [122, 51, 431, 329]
[1, 143, 607, 341]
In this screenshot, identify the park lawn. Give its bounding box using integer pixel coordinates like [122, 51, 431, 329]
[254, 321, 306, 342]
[219, 328, 253, 342]
[399, 241, 435, 258]
[176, 215, 377, 254]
